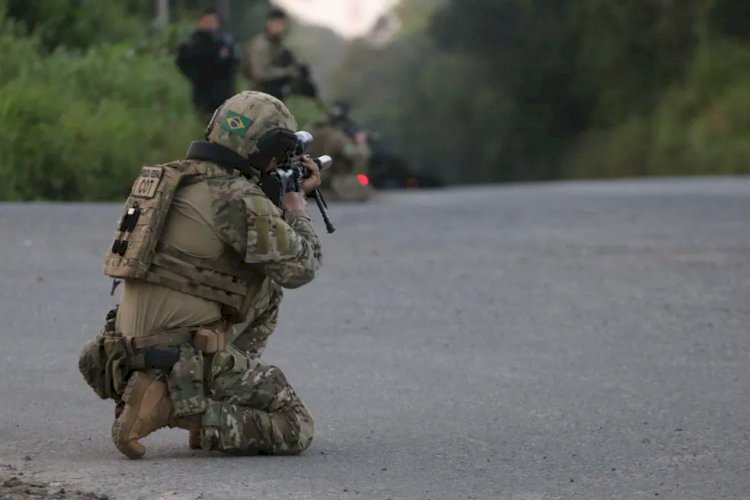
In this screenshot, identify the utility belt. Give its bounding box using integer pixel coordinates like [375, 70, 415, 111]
[79, 313, 231, 411]
[123, 324, 230, 371]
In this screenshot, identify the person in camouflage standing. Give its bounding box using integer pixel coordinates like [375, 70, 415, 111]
[241, 8, 299, 101]
[79, 91, 321, 459]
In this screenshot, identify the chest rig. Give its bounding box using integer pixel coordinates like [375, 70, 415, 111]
[104, 159, 256, 321]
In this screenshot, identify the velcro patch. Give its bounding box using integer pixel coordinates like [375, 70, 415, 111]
[131, 166, 163, 198]
[221, 111, 253, 136]
[241, 195, 299, 263]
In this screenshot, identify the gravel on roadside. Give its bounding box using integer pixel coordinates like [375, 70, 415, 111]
[1, 468, 109, 500]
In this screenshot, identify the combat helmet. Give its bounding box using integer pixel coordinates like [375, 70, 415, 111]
[206, 91, 298, 158]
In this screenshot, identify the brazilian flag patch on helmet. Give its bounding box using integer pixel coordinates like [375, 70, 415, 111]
[221, 110, 253, 136]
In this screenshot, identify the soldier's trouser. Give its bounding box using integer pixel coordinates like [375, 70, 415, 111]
[83, 308, 311, 455]
[199, 346, 314, 455]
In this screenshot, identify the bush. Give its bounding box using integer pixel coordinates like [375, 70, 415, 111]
[569, 41, 750, 178]
[649, 42, 750, 175]
[2, 0, 148, 50]
[0, 18, 202, 200]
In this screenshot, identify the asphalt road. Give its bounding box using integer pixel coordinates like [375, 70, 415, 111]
[0, 178, 748, 500]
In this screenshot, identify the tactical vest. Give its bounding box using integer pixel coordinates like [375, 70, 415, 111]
[104, 160, 256, 321]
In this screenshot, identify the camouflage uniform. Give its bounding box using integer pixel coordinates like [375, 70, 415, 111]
[232, 283, 281, 358]
[310, 123, 374, 202]
[201, 345, 312, 454]
[81, 92, 320, 458]
[310, 124, 370, 176]
[241, 33, 298, 100]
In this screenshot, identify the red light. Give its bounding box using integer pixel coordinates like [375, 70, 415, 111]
[357, 174, 370, 186]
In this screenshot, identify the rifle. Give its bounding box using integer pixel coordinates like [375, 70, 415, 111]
[262, 131, 336, 234]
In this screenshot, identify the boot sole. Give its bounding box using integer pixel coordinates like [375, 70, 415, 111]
[112, 419, 145, 459]
[112, 374, 150, 459]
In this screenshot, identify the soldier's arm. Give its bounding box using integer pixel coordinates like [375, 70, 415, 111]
[176, 42, 199, 79]
[218, 195, 322, 289]
[239, 41, 254, 81]
[249, 38, 297, 82]
[268, 206, 322, 288]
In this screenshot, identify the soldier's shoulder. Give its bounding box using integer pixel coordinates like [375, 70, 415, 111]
[206, 169, 258, 200]
[241, 190, 280, 217]
[147, 158, 213, 172]
[214, 175, 280, 217]
[209, 175, 260, 230]
[148, 158, 189, 169]
[207, 174, 280, 213]
[313, 124, 338, 138]
[165, 159, 235, 182]
[131, 159, 199, 184]
[319, 126, 349, 146]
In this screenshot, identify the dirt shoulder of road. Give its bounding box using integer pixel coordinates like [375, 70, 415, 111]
[1, 466, 109, 500]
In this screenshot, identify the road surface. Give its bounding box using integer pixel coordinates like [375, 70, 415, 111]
[0, 178, 748, 499]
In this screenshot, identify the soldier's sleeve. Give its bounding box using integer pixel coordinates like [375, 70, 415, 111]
[249, 37, 297, 82]
[217, 194, 322, 289]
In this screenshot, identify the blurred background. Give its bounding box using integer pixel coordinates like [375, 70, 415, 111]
[1, 0, 749, 200]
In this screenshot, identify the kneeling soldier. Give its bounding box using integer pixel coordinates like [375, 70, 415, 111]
[80, 91, 322, 458]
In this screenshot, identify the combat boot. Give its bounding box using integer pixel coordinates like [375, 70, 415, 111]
[111, 372, 174, 459]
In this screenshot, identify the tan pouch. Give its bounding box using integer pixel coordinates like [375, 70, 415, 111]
[78, 332, 131, 401]
[192, 327, 229, 354]
[207, 345, 260, 400]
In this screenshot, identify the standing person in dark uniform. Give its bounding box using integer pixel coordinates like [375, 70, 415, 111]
[176, 9, 239, 118]
[241, 8, 299, 101]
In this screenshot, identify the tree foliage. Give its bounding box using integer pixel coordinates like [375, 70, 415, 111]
[0, 3, 201, 200]
[2, 0, 749, 200]
[3, 0, 151, 50]
[331, 0, 750, 183]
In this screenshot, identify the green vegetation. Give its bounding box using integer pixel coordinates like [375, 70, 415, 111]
[332, 0, 750, 183]
[0, 0, 326, 200]
[0, 1, 201, 200]
[1, 0, 748, 200]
